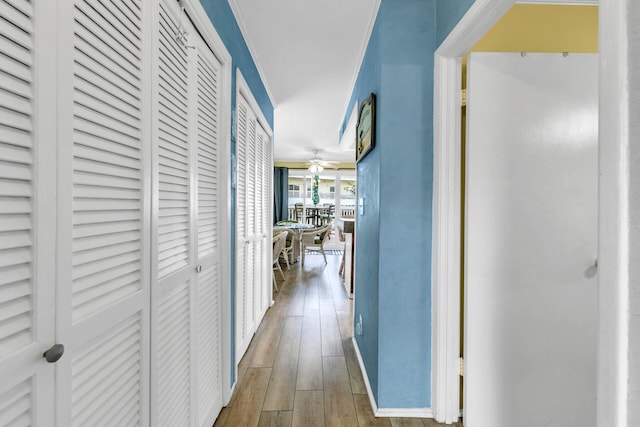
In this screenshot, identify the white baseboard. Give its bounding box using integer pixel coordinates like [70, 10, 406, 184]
[352, 337, 434, 419]
[352, 337, 379, 413]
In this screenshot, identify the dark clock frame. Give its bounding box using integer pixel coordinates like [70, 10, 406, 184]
[355, 93, 376, 163]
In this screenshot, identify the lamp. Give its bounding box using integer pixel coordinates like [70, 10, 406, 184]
[308, 163, 323, 173]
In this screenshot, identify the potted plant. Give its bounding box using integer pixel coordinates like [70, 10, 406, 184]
[312, 175, 319, 206]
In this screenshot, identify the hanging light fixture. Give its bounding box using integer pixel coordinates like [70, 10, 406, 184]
[308, 150, 325, 173]
[308, 162, 323, 173]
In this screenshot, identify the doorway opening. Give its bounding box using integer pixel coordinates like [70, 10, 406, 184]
[431, 0, 599, 424]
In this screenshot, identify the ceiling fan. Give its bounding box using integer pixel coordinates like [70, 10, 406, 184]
[305, 150, 339, 173]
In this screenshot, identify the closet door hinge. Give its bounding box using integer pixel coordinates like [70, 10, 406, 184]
[459, 356, 464, 376]
[461, 89, 467, 107]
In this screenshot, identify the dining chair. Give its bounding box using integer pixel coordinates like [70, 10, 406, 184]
[319, 204, 335, 226]
[276, 227, 295, 269]
[294, 203, 304, 222]
[300, 223, 332, 266]
[272, 231, 288, 292]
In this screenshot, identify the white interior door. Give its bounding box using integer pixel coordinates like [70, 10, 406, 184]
[465, 52, 598, 427]
[55, 0, 151, 425]
[153, 2, 194, 425]
[234, 84, 273, 364]
[0, 1, 57, 424]
[193, 29, 224, 427]
[235, 94, 253, 359]
[152, 2, 227, 425]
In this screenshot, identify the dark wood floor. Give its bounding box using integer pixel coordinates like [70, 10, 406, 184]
[213, 253, 463, 427]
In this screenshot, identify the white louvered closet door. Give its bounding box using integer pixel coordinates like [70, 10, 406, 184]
[153, 1, 193, 426]
[235, 97, 250, 359]
[257, 124, 272, 318]
[194, 28, 224, 427]
[55, 0, 151, 425]
[152, 2, 225, 426]
[0, 1, 57, 425]
[235, 88, 273, 363]
[245, 109, 257, 338]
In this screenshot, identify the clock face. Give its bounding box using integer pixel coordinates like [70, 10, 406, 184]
[356, 94, 375, 162]
[358, 104, 372, 141]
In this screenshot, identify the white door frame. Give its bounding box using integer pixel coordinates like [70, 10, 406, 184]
[430, 0, 599, 423]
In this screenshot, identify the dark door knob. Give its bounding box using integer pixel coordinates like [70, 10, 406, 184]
[43, 344, 64, 363]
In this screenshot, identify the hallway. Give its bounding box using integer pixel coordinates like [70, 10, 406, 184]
[214, 253, 462, 427]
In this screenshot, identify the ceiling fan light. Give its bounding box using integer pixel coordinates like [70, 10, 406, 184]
[308, 164, 323, 173]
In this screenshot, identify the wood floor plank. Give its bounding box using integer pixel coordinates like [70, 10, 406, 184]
[223, 367, 272, 427]
[287, 278, 307, 316]
[250, 309, 287, 368]
[323, 356, 358, 427]
[304, 274, 320, 311]
[292, 390, 325, 427]
[325, 264, 350, 313]
[296, 310, 324, 390]
[258, 410, 294, 427]
[263, 316, 304, 410]
[212, 406, 230, 427]
[342, 337, 367, 395]
[390, 418, 427, 427]
[335, 310, 353, 341]
[320, 305, 344, 356]
[353, 394, 391, 427]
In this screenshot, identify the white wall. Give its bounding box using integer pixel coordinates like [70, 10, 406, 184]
[598, 1, 640, 426]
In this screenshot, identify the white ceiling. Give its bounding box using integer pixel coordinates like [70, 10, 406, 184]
[229, 0, 380, 164]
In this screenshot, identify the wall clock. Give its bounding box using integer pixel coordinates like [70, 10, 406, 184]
[355, 93, 376, 163]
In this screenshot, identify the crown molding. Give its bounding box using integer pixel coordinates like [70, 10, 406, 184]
[338, 0, 381, 131]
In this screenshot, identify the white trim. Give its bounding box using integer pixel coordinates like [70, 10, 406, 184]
[431, 0, 516, 424]
[339, 100, 359, 151]
[352, 338, 434, 418]
[339, 0, 381, 129]
[236, 69, 274, 138]
[182, 0, 232, 66]
[228, 0, 278, 107]
[376, 408, 434, 418]
[352, 337, 379, 415]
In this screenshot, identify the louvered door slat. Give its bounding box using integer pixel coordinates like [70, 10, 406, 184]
[61, 1, 147, 425]
[235, 97, 249, 357]
[0, 34, 32, 66]
[157, 1, 190, 280]
[74, 2, 140, 75]
[0, 379, 31, 426]
[72, 314, 143, 427]
[158, 281, 191, 427]
[197, 263, 221, 424]
[194, 41, 223, 425]
[72, 0, 143, 321]
[0, 0, 34, 367]
[196, 53, 219, 257]
[0, 2, 57, 422]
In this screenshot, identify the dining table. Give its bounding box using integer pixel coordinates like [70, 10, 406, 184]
[274, 221, 316, 263]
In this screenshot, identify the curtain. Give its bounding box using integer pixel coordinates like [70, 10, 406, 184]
[273, 167, 289, 223]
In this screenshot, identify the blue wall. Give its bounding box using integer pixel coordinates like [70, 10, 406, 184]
[435, 0, 476, 46]
[343, 0, 474, 410]
[198, 0, 274, 386]
[345, 11, 382, 400]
